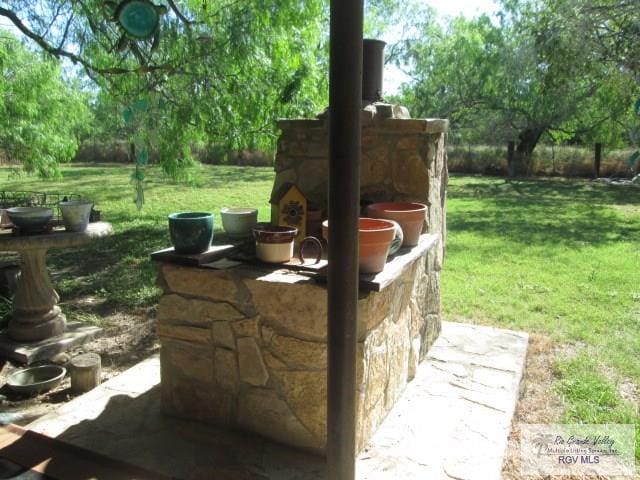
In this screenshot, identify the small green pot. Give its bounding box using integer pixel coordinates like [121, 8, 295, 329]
[168, 212, 213, 254]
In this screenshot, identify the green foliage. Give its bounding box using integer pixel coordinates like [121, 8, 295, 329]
[397, 0, 639, 163]
[0, 32, 91, 177]
[555, 354, 635, 423]
[555, 353, 639, 460]
[401, 15, 503, 124]
[629, 96, 640, 170]
[2, 0, 331, 179]
[0, 1, 422, 184]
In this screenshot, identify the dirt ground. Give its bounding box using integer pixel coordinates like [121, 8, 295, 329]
[500, 335, 624, 480]
[501, 334, 565, 479]
[0, 306, 159, 426]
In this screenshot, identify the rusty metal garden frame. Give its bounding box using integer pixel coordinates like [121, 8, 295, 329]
[327, 1, 363, 479]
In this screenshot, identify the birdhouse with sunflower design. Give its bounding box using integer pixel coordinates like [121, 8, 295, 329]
[270, 182, 307, 244]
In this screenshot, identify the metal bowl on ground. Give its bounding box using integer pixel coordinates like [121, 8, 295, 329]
[6, 207, 54, 233]
[7, 365, 66, 395]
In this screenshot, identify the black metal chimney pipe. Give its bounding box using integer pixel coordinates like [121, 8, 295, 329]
[362, 39, 386, 102]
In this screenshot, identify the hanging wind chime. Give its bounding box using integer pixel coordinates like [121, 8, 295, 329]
[106, 0, 167, 208]
[108, 0, 166, 39]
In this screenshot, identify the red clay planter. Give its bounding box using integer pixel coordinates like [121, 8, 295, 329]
[366, 202, 427, 247]
[322, 218, 396, 274]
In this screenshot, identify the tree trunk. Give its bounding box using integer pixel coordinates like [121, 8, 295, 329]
[512, 127, 546, 177]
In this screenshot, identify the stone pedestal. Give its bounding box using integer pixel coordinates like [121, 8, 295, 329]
[0, 222, 113, 343]
[10, 248, 66, 341]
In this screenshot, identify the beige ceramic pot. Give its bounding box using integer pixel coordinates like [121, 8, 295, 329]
[322, 217, 396, 274]
[366, 202, 427, 246]
[220, 207, 258, 238]
[253, 225, 298, 263]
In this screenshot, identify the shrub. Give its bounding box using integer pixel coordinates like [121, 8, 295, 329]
[74, 141, 274, 167]
[447, 144, 634, 177]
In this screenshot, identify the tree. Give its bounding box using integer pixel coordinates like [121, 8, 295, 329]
[0, 0, 330, 179]
[0, 32, 91, 177]
[399, 0, 639, 174]
[530, 0, 640, 171]
[399, 15, 505, 137]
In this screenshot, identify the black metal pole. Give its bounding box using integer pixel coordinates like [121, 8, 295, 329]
[327, 0, 363, 479]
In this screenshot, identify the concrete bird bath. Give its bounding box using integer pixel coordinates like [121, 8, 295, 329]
[0, 222, 112, 342]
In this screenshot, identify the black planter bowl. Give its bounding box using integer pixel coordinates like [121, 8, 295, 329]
[7, 365, 66, 395]
[168, 212, 214, 254]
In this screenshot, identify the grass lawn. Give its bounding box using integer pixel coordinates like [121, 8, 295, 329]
[1, 163, 275, 317]
[444, 175, 640, 460]
[1, 164, 638, 458]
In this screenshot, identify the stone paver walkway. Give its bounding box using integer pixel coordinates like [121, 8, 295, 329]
[358, 322, 528, 479]
[27, 322, 528, 479]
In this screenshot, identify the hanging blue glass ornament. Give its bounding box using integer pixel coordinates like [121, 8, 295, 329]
[114, 0, 164, 40]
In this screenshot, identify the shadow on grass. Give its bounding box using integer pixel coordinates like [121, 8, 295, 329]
[449, 177, 640, 204]
[447, 178, 640, 248]
[48, 224, 169, 309]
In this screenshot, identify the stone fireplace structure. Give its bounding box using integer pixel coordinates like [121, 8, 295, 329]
[154, 105, 448, 454]
[272, 106, 448, 222]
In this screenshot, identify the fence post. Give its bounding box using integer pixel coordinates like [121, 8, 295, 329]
[594, 143, 602, 178]
[507, 141, 515, 177]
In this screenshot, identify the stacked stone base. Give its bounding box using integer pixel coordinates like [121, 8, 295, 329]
[156, 247, 441, 454]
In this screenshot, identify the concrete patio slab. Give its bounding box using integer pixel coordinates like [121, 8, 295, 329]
[26, 322, 528, 479]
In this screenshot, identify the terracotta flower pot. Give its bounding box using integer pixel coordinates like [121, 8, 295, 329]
[366, 202, 427, 247]
[252, 225, 298, 263]
[322, 217, 396, 274]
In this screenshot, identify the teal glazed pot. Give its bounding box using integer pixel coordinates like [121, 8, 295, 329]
[168, 212, 214, 254]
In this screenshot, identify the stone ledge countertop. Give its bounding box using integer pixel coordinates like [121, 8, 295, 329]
[156, 233, 439, 293]
[153, 232, 442, 453]
[277, 117, 450, 134]
[0, 222, 113, 252]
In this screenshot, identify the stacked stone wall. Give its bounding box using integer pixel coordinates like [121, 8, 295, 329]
[157, 255, 439, 454]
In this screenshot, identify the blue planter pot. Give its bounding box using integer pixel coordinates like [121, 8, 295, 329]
[168, 212, 213, 254]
